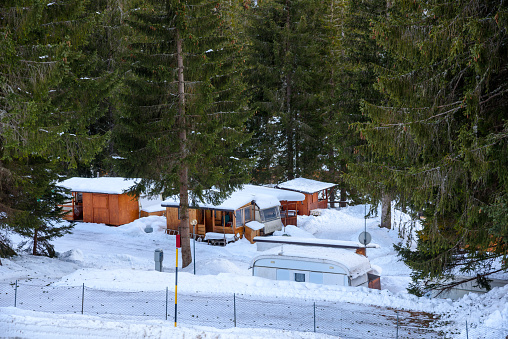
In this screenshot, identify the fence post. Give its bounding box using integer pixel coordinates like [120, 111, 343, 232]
[166, 287, 168, 321]
[14, 280, 17, 307]
[233, 293, 236, 327]
[313, 302, 316, 332]
[81, 283, 84, 314]
[396, 311, 399, 339]
[466, 320, 469, 339]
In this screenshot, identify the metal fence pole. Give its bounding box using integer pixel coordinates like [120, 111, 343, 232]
[166, 287, 168, 321]
[81, 283, 84, 314]
[396, 311, 399, 339]
[466, 320, 469, 339]
[14, 280, 17, 307]
[233, 293, 237, 327]
[313, 302, 316, 332]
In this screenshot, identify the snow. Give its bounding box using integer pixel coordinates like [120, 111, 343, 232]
[276, 178, 336, 194]
[139, 196, 165, 213]
[246, 221, 264, 231]
[204, 232, 236, 241]
[1, 203, 507, 338]
[253, 235, 380, 249]
[58, 177, 139, 195]
[1, 307, 333, 339]
[162, 184, 305, 211]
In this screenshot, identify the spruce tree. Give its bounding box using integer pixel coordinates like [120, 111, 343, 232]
[6, 157, 73, 257]
[245, 0, 334, 183]
[115, 0, 252, 267]
[0, 0, 115, 257]
[325, 0, 392, 214]
[358, 0, 508, 293]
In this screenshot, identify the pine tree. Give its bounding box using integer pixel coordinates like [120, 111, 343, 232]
[115, 0, 252, 267]
[6, 157, 73, 257]
[359, 0, 508, 293]
[0, 0, 116, 258]
[244, 0, 334, 183]
[325, 0, 392, 214]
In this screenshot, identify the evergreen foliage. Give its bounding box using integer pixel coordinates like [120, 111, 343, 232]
[244, 0, 334, 183]
[115, 0, 252, 267]
[357, 0, 508, 293]
[326, 0, 388, 206]
[0, 0, 116, 257]
[5, 157, 73, 257]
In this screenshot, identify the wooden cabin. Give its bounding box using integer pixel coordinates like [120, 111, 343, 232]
[276, 178, 336, 216]
[58, 177, 141, 226]
[161, 185, 305, 243]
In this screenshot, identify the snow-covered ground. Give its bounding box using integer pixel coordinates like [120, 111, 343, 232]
[1, 205, 507, 338]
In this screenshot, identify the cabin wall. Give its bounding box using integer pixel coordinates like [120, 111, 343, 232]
[118, 194, 139, 225]
[82, 192, 139, 226]
[165, 207, 202, 235]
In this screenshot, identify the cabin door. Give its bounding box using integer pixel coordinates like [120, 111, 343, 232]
[92, 194, 110, 224]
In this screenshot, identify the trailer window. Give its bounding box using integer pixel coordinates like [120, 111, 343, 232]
[294, 273, 306, 282]
[260, 206, 280, 222]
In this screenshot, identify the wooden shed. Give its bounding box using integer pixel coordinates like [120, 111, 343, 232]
[161, 185, 305, 243]
[276, 178, 336, 216]
[58, 177, 140, 226]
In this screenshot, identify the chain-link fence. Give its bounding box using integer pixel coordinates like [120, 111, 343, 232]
[1, 281, 506, 338]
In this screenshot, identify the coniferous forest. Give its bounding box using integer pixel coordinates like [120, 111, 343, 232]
[0, 0, 506, 296]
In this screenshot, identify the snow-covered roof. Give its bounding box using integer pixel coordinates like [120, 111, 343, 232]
[58, 177, 140, 195]
[161, 185, 305, 211]
[139, 196, 165, 213]
[246, 221, 265, 231]
[276, 178, 336, 194]
[253, 236, 380, 249]
[252, 245, 372, 279]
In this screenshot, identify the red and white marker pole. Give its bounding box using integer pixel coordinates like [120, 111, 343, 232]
[174, 234, 181, 327]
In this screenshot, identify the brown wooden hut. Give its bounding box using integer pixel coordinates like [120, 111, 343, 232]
[276, 178, 336, 216]
[58, 177, 141, 226]
[161, 185, 305, 243]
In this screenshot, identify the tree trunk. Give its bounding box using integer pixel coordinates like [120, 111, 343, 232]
[32, 228, 38, 255]
[380, 192, 391, 229]
[176, 29, 192, 268]
[284, 0, 294, 180]
[339, 187, 347, 207]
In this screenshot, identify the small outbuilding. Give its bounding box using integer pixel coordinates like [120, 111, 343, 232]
[251, 245, 381, 289]
[58, 177, 140, 226]
[161, 185, 305, 243]
[276, 178, 336, 216]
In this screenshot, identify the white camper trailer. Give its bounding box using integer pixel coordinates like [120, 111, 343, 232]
[251, 245, 381, 288]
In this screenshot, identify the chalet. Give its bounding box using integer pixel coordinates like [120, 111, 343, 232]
[58, 177, 165, 226]
[276, 178, 336, 216]
[161, 185, 305, 244]
[251, 245, 381, 289]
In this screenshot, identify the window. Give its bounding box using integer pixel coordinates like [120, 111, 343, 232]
[244, 206, 252, 222]
[235, 209, 243, 226]
[294, 273, 306, 282]
[235, 207, 252, 226]
[260, 206, 280, 222]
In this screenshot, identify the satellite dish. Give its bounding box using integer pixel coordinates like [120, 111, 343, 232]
[358, 231, 371, 245]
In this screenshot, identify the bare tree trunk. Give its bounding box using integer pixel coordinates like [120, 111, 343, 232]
[339, 187, 347, 207]
[380, 192, 391, 229]
[176, 30, 192, 268]
[32, 229, 38, 255]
